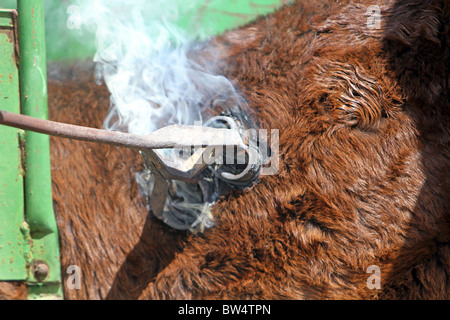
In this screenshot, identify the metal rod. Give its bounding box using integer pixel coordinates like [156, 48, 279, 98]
[0, 110, 245, 150]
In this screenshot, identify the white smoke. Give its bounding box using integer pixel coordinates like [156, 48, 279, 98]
[77, 0, 242, 136]
[75, 0, 262, 232]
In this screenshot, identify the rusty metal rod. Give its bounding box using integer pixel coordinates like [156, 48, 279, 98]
[0, 110, 244, 150]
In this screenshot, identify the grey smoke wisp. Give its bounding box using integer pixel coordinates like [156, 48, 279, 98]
[78, 0, 243, 136]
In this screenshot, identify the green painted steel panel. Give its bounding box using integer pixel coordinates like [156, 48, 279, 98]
[0, 3, 63, 298]
[0, 9, 27, 281]
[0, 10, 14, 27]
[17, 0, 63, 298]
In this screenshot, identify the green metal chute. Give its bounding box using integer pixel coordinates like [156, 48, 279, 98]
[0, 0, 63, 300]
[0, 8, 27, 282]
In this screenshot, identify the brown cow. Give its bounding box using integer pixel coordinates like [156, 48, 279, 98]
[0, 0, 448, 299]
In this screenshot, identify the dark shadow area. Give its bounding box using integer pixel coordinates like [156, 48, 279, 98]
[106, 213, 187, 300]
[380, 0, 449, 299]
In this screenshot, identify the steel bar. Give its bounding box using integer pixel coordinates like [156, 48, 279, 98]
[0, 110, 245, 150]
[17, 0, 63, 299]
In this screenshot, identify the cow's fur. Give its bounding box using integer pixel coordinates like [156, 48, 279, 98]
[0, 0, 448, 299]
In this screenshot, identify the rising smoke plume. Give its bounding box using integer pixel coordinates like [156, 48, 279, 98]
[77, 0, 244, 136]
